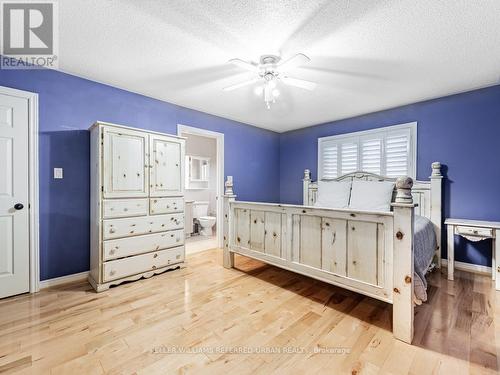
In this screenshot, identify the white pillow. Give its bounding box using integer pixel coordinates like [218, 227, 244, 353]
[349, 180, 395, 212]
[314, 180, 352, 209]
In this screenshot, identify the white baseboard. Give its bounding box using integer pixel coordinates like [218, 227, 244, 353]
[441, 259, 491, 276]
[39, 271, 89, 289]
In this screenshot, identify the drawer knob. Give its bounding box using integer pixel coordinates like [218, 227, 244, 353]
[109, 228, 116, 233]
[123, 208, 128, 212]
[152, 265, 157, 270]
[473, 230, 478, 234]
[153, 253, 158, 258]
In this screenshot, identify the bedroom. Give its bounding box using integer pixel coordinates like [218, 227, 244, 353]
[0, 1, 499, 373]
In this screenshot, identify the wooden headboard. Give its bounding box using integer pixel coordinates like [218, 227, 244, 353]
[303, 162, 443, 259]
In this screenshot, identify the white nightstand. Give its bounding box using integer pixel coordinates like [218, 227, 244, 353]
[445, 218, 500, 290]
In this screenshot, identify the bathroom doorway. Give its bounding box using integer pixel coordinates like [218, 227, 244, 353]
[177, 125, 224, 254]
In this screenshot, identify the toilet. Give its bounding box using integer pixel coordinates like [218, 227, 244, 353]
[193, 201, 216, 236]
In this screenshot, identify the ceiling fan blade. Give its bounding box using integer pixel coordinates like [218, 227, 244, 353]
[228, 58, 260, 73]
[281, 76, 317, 91]
[278, 53, 310, 72]
[222, 78, 259, 91]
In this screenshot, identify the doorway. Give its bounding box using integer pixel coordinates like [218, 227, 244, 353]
[177, 125, 224, 254]
[0, 85, 39, 298]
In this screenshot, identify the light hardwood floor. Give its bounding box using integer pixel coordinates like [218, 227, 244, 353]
[0, 249, 499, 374]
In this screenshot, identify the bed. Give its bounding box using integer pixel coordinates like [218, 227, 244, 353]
[222, 162, 443, 344]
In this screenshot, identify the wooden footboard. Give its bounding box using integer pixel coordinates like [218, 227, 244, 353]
[223, 178, 417, 344]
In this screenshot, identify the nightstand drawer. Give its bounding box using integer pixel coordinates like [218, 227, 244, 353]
[456, 226, 492, 238]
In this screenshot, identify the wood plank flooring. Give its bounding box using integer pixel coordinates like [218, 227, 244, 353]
[0, 249, 499, 374]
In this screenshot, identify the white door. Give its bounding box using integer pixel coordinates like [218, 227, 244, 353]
[149, 134, 183, 197]
[103, 127, 148, 198]
[0, 92, 29, 298]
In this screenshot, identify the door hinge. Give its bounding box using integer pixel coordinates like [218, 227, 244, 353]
[101, 186, 104, 192]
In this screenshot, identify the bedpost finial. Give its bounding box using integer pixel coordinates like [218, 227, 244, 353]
[303, 169, 311, 181]
[395, 176, 414, 204]
[224, 176, 234, 195]
[431, 162, 442, 177]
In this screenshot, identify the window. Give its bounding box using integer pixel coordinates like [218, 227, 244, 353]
[318, 122, 416, 179]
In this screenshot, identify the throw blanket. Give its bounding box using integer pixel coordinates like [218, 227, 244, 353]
[413, 215, 437, 302]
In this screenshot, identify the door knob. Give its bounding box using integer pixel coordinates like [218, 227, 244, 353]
[14, 203, 24, 210]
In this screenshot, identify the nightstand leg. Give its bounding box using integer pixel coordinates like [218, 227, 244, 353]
[495, 230, 500, 290]
[447, 225, 454, 281]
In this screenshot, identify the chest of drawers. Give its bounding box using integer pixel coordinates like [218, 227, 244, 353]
[88, 122, 186, 292]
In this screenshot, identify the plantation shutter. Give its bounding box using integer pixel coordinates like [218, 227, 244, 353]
[361, 137, 382, 175]
[340, 142, 358, 174]
[385, 130, 411, 177]
[319, 142, 338, 179]
[318, 123, 416, 180]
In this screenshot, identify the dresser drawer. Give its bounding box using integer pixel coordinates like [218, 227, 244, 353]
[103, 199, 149, 219]
[103, 230, 184, 261]
[456, 226, 492, 238]
[150, 197, 184, 215]
[103, 213, 184, 240]
[103, 246, 184, 282]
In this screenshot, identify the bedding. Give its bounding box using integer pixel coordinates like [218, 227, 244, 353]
[349, 180, 395, 212]
[413, 214, 437, 302]
[314, 180, 351, 209]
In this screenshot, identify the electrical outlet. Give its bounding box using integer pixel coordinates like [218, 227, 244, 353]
[54, 168, 63, 179]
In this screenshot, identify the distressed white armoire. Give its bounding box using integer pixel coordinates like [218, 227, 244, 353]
[89, 122, 185, 292]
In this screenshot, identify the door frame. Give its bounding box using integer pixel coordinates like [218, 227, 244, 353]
[0, 85, 40, 293]
[177, 124, 224, 249]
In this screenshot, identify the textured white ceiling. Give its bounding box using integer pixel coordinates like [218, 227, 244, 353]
[58, 0, 500, 132]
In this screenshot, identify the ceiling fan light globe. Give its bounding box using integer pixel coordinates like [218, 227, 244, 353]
[254, 86, 263, 96]
[272, 89, 280, 97]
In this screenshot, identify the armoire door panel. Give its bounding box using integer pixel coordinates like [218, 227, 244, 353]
[103, 128, 148, 198]
[149, 135, 183, 197]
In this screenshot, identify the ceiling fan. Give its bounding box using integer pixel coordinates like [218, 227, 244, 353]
[223, 54, 317, 109]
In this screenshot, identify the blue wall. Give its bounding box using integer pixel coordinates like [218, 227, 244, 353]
[0, 69, 280, 280]
[279, 84, 500, 267]
[2, 65, 498, 277]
